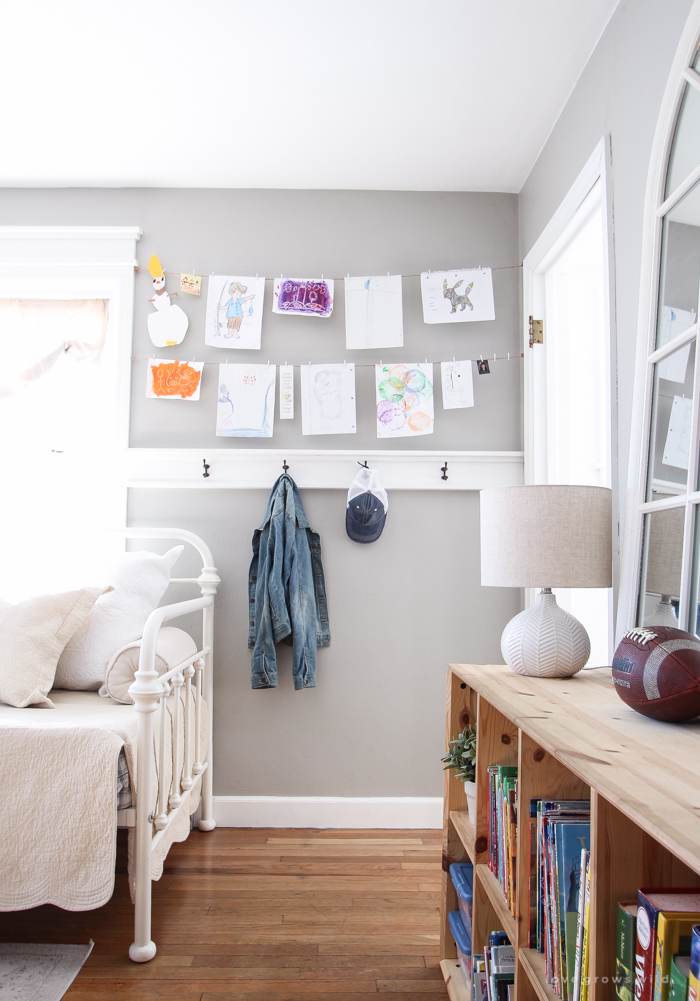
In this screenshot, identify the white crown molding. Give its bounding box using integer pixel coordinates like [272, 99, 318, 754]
[0, 226, 143, 240]
[126, 447, 524, 491]
[211, 795, 443, 829]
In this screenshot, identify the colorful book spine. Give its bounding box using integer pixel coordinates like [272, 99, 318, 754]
[637, 891, 700, 1001]
[573, 850, 590, 1001]
[580, 862, 592, 1001]
[687, 926, 700, 1001]
[615, 901, 638, 1001]
[653, 914, 699, 1001]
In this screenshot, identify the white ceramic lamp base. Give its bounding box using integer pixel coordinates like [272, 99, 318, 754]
[501, 588, 591, 678]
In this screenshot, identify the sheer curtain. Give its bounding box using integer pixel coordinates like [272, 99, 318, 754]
[0, 298, 124, 600]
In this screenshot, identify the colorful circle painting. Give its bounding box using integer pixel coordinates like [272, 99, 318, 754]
[376, 363, 434, 438]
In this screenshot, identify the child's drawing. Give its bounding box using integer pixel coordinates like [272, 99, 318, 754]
[375, 363, 434, 438]
[301, 363, 356, 436]
[146, 359, 204, 401]
[441, 359, 474, 410]
[443, 279, 473, 313]
[216, 363, 276, 438]
[421, 268, 495, 324]
[205, 275, 265, 350]
[273, 279, 334, 318]
[345, 275, 403, 349]
[147, 254, 190, 347]
[279, 364, 294, 420]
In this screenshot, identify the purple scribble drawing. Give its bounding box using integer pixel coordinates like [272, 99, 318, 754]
[275, 279, 333, 317]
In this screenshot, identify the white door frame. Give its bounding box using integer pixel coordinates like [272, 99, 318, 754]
[522, 136, 619, 628]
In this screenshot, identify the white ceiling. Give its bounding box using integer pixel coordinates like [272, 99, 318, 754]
[1, 0, 620, 192]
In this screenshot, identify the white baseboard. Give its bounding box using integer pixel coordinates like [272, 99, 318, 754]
[212, 795, 443, 829]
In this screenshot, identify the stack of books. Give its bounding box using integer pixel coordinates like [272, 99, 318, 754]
[530, 799, 591, 1000]
[616, 889, 700, 1001]
[488, 765, 518, 915]
[473, 931, 514, 1001]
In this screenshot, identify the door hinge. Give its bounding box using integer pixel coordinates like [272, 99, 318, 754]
[528, 316, 543, 347]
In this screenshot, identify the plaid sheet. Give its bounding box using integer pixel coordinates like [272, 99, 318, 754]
[116, 748, 133, 810]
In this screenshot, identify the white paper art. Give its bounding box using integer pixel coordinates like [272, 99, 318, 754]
[375, 363, 434, 438]
[216, 364, 276, 438]
[146, 359, 204, 401]
[441, 360, 474, 409]
[272, 278, 334, 317]
[301, 364, 356, 436]
[421, 268, 495, 324]
[659, 306, 696, 383]
[344, 275, 403, 349]
[279, 364, 294, 420]
[663, 394, 693, 470]
[205, 275, 265, 350]
[147, 254, 190, 347]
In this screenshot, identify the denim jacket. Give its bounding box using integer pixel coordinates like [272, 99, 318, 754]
[248, 474, 330, 690]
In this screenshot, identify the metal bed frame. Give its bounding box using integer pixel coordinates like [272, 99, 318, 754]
[119, 528, 219, 962]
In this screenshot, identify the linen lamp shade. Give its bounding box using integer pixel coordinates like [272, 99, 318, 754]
[479, 485, 613, 678]
[480, 485, 612, 589]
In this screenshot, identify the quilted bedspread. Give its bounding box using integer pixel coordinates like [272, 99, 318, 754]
[0, 689, 206, 911]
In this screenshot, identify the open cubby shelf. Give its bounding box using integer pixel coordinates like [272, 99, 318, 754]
[440, 664, 700, 1001]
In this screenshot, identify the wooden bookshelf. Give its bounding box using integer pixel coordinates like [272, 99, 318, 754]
[441, 664, 700, 1001]
[441, 958, 473, 1001]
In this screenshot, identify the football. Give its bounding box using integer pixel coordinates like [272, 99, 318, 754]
[612, 626, 700, 722]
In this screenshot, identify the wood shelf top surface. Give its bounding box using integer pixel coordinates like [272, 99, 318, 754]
[474, 863, 518, 945]
[519, 947, 560, 1001]
[440, 959, 472, 1001]
[450, 663, 700, 876]
[450, 810, 476, 861]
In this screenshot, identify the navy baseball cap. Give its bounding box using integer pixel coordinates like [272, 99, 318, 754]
[346, 468, 388, 544]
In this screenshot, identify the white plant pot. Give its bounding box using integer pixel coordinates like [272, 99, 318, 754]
[464, 780, 476, 825]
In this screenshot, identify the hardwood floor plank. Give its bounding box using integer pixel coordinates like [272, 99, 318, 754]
[0, 827, 446, 1000]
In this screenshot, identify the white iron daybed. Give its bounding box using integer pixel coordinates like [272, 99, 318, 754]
[0, 528, 219, 964]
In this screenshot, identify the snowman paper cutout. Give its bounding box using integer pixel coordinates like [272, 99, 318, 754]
[147, 254, 189, 347]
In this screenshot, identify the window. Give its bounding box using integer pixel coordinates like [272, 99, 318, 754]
[0, 227, 140, 599]
[622, 14, 700, 638]
[523, 140, 616, 666]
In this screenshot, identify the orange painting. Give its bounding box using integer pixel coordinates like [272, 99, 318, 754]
[148, 359, 203, 400]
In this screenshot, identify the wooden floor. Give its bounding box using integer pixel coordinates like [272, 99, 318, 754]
[0, 827, 448, 1000]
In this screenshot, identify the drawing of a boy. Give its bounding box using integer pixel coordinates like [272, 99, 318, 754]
[219, 281, 256, 338]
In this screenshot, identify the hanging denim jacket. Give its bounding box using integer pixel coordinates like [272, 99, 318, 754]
[248, 473, 330, 690]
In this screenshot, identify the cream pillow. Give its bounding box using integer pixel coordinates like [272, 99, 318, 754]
[55, 546, 184, 691]
[103, 626, 198, 704]
[0, 587, 108, 708]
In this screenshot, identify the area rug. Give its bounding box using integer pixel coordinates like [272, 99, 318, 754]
[0, 942, 93, 1000]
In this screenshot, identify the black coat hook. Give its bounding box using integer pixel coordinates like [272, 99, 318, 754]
[203, 459, 210, 479]
[441, 462, 448, 481]
[282, 459, 289, 473]
[358, 460, 369, 469]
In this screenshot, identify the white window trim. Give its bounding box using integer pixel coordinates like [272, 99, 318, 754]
[0, 225, 141, 526]
[522, 137, 619, 623]
[619, 0, 700, 640]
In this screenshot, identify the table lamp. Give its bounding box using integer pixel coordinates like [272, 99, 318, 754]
[480, 485, 613, 678]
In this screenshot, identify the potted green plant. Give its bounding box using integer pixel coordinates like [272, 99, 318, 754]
[441, 725, 477, 823]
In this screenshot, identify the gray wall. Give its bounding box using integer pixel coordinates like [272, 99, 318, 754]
[519, 0, 696, 540]
[0, 188, 521, 796]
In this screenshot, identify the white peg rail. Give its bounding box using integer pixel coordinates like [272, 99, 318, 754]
[126, 447, 524, 491]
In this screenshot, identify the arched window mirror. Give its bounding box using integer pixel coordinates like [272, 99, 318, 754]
[621, 1, 700, 636]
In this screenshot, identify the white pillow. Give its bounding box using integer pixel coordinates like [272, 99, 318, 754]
[103, 626, 198, 704]
[0, 587, 108, 708]
[55, 546, 184, 691]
